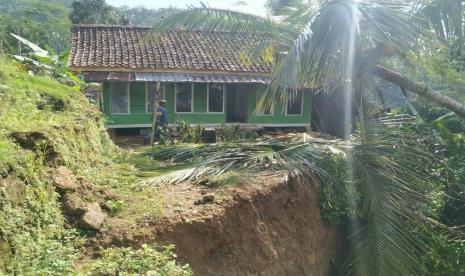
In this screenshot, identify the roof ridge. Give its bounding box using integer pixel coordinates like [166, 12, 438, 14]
[72, 24, 271, 35]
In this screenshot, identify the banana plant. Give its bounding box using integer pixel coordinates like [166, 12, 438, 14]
[9, 33, 80, 87]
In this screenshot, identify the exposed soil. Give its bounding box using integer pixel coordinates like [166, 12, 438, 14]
[94, 173, 341, 276]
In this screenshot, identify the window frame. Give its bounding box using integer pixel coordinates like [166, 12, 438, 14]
[175, 82, 194, 113]
[145, 82, 166, 114]
[256, 88, 273, 116]
[109, 82, 130, 114]
[207, 83, 225, 114]
[285, 90, 304, 116]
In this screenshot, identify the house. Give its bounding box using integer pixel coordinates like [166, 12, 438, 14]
[68, 25, 312, 129]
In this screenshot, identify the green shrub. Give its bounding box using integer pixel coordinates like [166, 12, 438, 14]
[175, 119, 205, 143]
[420, 229, 465, 275]
[105, 199, 125, 215]
[317, 151, 359, 225]
[0, 153, 79, 275]
[88, 244, 192, 276]
[158, 126, 172, 145]
[216, 124, 259, 142]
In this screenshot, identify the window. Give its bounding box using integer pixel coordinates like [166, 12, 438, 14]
[146, 83, 165, 113]
[110, 82, 129, 113]
[256, 88, 273, 115]
[175, 83, 193, 113]
[208, 83, 224, 113]
[286, 90, 303, 115]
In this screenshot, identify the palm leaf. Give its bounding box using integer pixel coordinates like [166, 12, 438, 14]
[156, 3, 292, 37]
[342, 120, 435, 275]
[420, 0, 464, 53]
[271, 0, 422, 91]
[141, 134, 346, 186]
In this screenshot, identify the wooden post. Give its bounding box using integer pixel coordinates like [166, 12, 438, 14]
[149, 82, 162, 145]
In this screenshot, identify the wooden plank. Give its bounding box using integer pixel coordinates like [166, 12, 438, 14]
[149, 82, 162, 145]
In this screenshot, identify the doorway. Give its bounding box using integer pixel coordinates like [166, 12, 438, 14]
[226, 84, 248, 123]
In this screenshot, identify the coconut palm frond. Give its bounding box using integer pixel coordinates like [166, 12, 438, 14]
[271, 0, 422, 92]
[420, 0, 464, 53]
[155, 1, 424, 100]
[141, 136, 347, 186]
[342, 119, 435, 275]
[156, 4, 294, 37]
[267, 0, 322, 31]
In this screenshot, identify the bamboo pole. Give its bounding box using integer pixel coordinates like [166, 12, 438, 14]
[149, 81, 162, 145]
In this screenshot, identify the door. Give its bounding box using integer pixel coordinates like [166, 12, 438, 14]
[226, 84, 248, 123]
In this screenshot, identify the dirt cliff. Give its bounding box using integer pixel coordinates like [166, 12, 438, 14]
[97, 173, 341, 276]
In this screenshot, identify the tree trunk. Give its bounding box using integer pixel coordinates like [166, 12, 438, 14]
[372, 65, 465, 117]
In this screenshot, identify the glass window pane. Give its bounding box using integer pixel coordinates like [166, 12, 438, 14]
[287, 90, 303, 115]
[257, 88, 272, 115]
[110, 82, 128, 113]
[208, 83, 224, 113]
[147, 83, 164, 113]
[176, 83, 192, 112]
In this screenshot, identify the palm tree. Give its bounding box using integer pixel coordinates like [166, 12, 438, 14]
[420, 0, 464, 58]
[157, 0, 465, 117]
[150, 1, 459, 274]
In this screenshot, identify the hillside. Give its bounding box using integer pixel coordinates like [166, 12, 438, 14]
[0, 0, 73, 52]
[0, 58, 191, 274]
[0, 0, 178, 54]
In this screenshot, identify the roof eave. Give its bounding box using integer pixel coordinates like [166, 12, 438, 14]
[69, 66, 272, 77]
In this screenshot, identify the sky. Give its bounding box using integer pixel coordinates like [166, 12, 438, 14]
[106, 0, 269, 15]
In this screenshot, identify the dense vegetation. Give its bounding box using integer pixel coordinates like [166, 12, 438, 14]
[0, 58, 191, 275]
[0, 0, 178, 54]
[0, 0, 73, 53]
[69, 0, 129, 25]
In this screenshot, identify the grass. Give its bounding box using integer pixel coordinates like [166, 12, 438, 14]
[205, 170, 265, 188]
[82, 161, 166, 221]
[0, 57, 115, 170]
[0, 57, 111, 274]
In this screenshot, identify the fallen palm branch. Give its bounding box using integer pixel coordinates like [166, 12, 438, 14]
[140, 133, 347, 187]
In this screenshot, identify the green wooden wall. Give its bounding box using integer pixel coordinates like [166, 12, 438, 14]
[129, 83, 146, 113]
[246, 84, 312, 125]
[102, 81, 311, 127]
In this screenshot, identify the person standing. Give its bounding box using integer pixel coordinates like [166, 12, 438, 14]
[152, 99, 169, 143]
[156, 100, 169, 127]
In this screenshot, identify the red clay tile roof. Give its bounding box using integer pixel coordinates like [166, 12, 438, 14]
[69, 25, 272, 74]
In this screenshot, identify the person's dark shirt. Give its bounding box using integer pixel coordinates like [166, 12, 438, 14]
[156, 106, 168, 126]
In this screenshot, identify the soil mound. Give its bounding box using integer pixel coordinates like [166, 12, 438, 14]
[97, 174, 340, 276]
